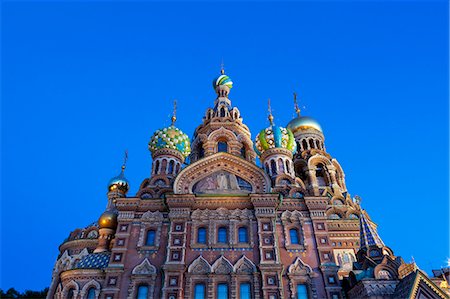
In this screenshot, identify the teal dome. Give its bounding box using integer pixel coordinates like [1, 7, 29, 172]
[287, 116, 322, 133]
[149, 125, 191, 158]
[254, 125, 297, 157]
[107, 168, 129, 194]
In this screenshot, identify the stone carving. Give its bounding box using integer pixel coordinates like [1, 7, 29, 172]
[141, 211, 163, 222]
[191, 208, 254, 221]
[132, 258, 157, 275]
[188, 255, 212, 274]
[288, 257, 313, 276]
[211, 256, 233, 274]
[234, 255, 256, 274]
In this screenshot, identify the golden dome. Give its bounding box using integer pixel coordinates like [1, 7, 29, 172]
[107, 167, 130, 194]
[287, 116, 322, 133]
[98, 210, 118, 229]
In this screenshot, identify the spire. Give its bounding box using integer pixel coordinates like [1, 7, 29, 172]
[268, 98, 274, 125]
[171, 99, 177, 126]
[294, 92, 301, 117]
[220, 59, 225, 75]
[121, 149, 128, 172]
[359, 210, 385, 250]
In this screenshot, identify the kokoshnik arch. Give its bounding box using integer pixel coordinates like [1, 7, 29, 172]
[46, 69, 449, 299]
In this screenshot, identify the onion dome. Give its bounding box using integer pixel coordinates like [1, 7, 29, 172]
[148, 125, 191, 158]
[212, 72, 233, 89]
[287, 116, 322, 133]
[98, 210, 118, 229]
[287, 92, 322, 133]
[254, 125, 297, 157]
[107, 165, 130, 194]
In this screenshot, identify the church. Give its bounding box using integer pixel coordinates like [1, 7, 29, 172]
[46, 70, 449, 299]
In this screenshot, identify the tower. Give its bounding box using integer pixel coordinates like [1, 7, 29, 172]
[254, 100, 297, 185]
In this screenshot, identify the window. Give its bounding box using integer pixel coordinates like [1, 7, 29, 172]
[87, 288, 96, 299]
[241, 147, 246, 158]
[240, 283, 251, 299]
[270, 160, 277, 175]
[218, 141, 228, 153]
[289, 228, 299, 245]
[154, 160, 160, 174]
[297, 284, 308, 299]
[218, 227, 227, 243]
[198, 142, 205, 158]
[194, 284, 205, 299]
[217, 283, 228, 299]
[302, 139, 308, 150]
[146, 230, 156, 246]
[67, 289, 74, 299]
[168, 160, 174, 174]
[137, 286, 148, 299]
[197, 227, 207, 244]
[238, 227, 248, 243]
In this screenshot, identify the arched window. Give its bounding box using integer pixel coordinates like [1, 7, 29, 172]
[218, 227, 227, 243]
[240, 282, 251, 299]
[309, 139, 315, 149]
[220, 107, 226, 117]
[197, 227, 207, 244]
[175, 163, 180, 174]
[297, 284, 308, 299]
[240, 146, 246, 158]
[302, 139, 308, 150]
[218, 141, 228, 153]
[136, 285, 149, 299]
[278, 158, 285, 172]
[154, 160, 160, 174]
[67, 289, 75, 299]
[238, 227, 248, 243]
[270, 160, 277, 175]
[168, 160, 174, 174]
[316, 139, 321, 149]
[285, 160, 291, 174]
[87, 288, 96, 299]
[316, 163, 327, 186]
[145, 230, 156, 246]
[198, 142, 205, 158]
[289, 228, 299, 244]
[217, 283, 229, 299]
[194, 284, 205, 299]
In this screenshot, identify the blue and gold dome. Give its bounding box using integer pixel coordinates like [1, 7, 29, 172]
[254, 125, 297, 157]
[287, 116, 322, 133]
[107, 166, 130, 194]
[149, 125, 191, 158]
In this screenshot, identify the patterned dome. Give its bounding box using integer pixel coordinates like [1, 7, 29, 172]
[254, 125, 297, 156]
[107, 168, 129, 194]
[287, 116, 322, 133]
[149, 125, 191, 158]
[213, 74, 233, 89]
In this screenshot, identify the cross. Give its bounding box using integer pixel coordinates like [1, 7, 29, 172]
[220, 59, 225, 74]
[121, 150, 128, 171]
[171, 99, 177, 125]
[294, 92, 301, 117]
[268, 98, 274, 125]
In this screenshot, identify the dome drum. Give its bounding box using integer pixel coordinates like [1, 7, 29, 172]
[151, 147, 186, 163]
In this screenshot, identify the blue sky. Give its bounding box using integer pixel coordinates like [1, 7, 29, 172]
[1, 0, 448, 292]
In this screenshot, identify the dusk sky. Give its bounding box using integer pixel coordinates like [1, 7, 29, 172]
[1, 0, 448, 292]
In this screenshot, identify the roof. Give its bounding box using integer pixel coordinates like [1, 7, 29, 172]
[76, 252, 111, 269]
[393, 270, 449, 299]
[360, 210, 385, 249]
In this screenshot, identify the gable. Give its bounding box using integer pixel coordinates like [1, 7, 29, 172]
[174, 152, 271, 194]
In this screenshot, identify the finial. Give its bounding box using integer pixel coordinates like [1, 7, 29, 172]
[294, 92, 301, 117]
[171, 99, 177, 125]
[121, 150, 128, 172]
[220, 59, 225, 75]
[268, 98, 274, 125]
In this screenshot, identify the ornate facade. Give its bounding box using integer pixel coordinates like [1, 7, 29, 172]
[47, 70, 448, 299]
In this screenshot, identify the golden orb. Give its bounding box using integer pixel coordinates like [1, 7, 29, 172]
[287, 116, 322, 133]
[98, 210, 118, 229]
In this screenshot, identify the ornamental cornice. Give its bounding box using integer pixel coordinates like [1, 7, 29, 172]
[59, 239, 97, 253]
[174, 152, 270, 194]
[260, 147, 293, 161]
[60, 269, 105, 281]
